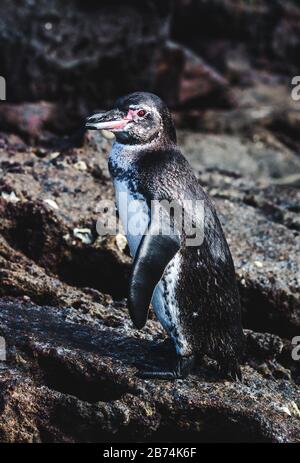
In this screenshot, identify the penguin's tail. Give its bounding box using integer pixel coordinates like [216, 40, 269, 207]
[219, 356, 243, 382]
[207, 338, 243, 382]
[202, 328, 244, 382]
[218, 328, 245, 381]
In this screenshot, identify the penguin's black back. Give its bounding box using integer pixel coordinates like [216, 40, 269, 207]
[133, 146, 244, 371]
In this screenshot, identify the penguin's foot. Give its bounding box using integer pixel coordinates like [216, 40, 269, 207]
[138, 355, 195, 380]
[149, 338, 176, 356]
[138, 370, 179, 380]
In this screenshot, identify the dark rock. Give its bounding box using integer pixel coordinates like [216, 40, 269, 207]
[0, 299, 299, 443]
[0, 102, 57, 141]
[0, 133, 27, 152]
[0, 101, 84, 142]
[194, 170, 300, 338]
[243, 330, 295, 382]
[0, 136, 130, 298]
[173, 0, 300, 75]
[178, 130, 300, 181]
[245, 330, 284, 361]
[0, 0, 171, 109]
[219, 196, 299, 338]
[154, 40, 232, 108]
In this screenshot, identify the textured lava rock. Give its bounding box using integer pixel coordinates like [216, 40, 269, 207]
[0, 0, 241, 133]
[0, 299, 299, 443]
[0, 131, 130, 298]
[173, 0, 300, 75]
[0, 0, 171, 108]
[154, 40, 232, 108]
[0, 102, 59, 141]
[0, 130, 299, 442]
[194, 169, 300, 337]
[178, 131, 300, 181]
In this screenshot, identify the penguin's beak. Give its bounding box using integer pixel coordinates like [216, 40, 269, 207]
[85, 109, 130, 132]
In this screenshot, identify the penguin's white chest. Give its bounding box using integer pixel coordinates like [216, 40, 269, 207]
[113, 178, 149, 257]
[114, 181, 190, 356]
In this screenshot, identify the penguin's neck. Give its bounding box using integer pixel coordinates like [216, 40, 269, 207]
[108, 138, 175, 180]
[108, 140, 152, 180]
[109, 141, 140, 175]
[108, 141, 151, 257]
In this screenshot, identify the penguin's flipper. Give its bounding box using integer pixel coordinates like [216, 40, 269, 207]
[128, 216, 180, 329]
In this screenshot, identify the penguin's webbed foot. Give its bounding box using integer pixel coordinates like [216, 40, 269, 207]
[149, 338, 176, 356]
[138, 370, 179, 380]
[138, 355, 194, 380]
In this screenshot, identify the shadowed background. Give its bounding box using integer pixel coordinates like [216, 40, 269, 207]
[0, 0, 299, 137]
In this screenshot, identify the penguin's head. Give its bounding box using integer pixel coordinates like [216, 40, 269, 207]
[85, 92, 176, 145]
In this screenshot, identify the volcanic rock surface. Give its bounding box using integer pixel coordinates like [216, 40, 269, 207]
[0, 129, 299, 443]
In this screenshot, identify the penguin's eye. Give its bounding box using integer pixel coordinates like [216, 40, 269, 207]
[137, 109, 146, 117]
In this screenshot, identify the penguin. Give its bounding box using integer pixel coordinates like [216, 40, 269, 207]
[86, 92, 244, 381]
